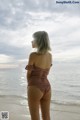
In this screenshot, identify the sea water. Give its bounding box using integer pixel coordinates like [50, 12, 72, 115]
[0, 62, 80, 119]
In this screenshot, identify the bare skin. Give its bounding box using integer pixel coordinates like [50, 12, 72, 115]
[26, 39, 52, 120]
[27, 85, 51, 120]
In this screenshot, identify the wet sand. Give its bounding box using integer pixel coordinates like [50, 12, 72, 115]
[0, 96, 80, 120]
[53, 103, 80, 120]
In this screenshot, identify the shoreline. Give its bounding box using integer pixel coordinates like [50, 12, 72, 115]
[0, 96, 80, 120]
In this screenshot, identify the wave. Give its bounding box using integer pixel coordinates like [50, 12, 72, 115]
[63, 83, 80, 88]
[51, 99, 80, 106]
[1, 94, 80, 107]
[0, 94, 27, 99]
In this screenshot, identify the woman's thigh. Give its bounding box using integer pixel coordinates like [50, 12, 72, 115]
[40, 88, 51, 120]
[27, 86, 44, 120]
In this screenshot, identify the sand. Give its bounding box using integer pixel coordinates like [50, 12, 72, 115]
[53, 103, 80, 120]
[0, 96, 80, 120]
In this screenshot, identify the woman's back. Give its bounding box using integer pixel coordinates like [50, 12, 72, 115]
[31, 52, 52, 69]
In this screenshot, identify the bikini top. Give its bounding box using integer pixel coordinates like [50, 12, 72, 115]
[25, 63, 52, 78]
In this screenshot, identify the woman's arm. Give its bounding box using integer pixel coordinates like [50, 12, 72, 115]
[25, 52, 34, 82]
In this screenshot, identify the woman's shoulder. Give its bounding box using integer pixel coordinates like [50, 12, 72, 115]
[30, 51, 52, 55]
[48, 52, 52, 56]
[29, 52, 37, 59]
[29, 52, 36, 56]
[29, 52, 52, 58]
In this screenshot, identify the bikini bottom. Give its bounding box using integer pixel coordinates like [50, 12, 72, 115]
[27, 84, 51, 97]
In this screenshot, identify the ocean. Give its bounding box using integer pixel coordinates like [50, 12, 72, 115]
[0, 62, 80, 119]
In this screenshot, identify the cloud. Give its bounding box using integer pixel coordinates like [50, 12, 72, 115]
[54, 47, 80, 62]
[0, 0, 80, 29]
[0, 54, 16, 63]
[0, 42, 32, 60]
[0, 0, 80, 64]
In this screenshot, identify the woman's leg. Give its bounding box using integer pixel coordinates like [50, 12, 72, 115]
[27, 86, 44, 120]
[40, 88, 51, 120]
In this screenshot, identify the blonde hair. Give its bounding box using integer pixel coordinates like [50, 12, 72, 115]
[32, 31, 51, 54]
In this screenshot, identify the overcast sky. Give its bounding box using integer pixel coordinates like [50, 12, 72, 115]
[0, 0, 80, 64]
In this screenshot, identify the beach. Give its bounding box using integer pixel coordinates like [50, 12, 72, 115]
[0, 62, 80, 120]
[53, 103, 80, 120]
[0, 0, 80, 119]
[0, 96, 80, 120]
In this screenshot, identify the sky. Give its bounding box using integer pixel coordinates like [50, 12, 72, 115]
[0, 0, 80, 65]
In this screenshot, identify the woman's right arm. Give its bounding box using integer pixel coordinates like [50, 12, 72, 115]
[25, 52, 34, 82]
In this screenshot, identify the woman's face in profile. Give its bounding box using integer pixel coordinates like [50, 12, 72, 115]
[31, 39, 37, 48]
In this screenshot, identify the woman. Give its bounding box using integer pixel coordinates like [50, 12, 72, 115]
[25, 31, 53, 120]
